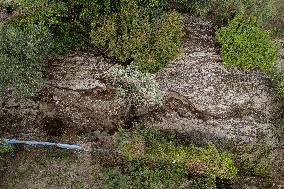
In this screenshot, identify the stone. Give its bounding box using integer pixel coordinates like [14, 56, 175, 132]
[140, 14, 283, 148]
[41, 52, 128, 134]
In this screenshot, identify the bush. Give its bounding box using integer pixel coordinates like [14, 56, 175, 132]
[0, 0, 17, 11]
[0, 140, 12, 160]
[232, 141, 272, 177]
[0, 24, 53, 97]
[6, 0, 90, 53]
[169, 0, 277, 25]
[216, 15, 279, 71]
[113, 126, 238, 188]
[108, 64, 164, 107]
[90, 0, 183, 72]
[124, 159, 187, 189]
[99, 167, 130, 189]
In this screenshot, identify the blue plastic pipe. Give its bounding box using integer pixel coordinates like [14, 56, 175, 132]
[3, 139, 84, 151]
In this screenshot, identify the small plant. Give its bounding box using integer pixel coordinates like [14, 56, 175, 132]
[0, 140, 12, 158]
[216, 15, 279, 72]
[108, 64, 164, 107]
[90, 0, 183, 72]
[0, 23, 53, 97]
[222, 140, 273, 178]
[124, 159, 187, 189]
[99, 167, 130, 189]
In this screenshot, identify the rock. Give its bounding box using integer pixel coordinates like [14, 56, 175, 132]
[41, 52, 127, 134]
[140, 14, 283, 148]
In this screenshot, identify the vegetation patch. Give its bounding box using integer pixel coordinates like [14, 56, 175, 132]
[99, 167, 129, 189]
[90, 0, 183, 72]
[5, 0, 183, 70]
[108, 64, 164, 107]
[0, 140, 13, 161]
[216, 15, 278, 72]
[0, 0, 17, 11]
[6, 0, 90, 53]
[99, 126, 238, 189]
[0, 23, 53, 97]
[235, 142, 271, 177]
[169, 0, 277, 25]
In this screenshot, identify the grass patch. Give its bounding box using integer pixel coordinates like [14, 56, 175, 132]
[97, 126, 238, 188]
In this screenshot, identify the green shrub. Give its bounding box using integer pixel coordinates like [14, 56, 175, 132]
[6, 0, 183, 60]
[0, 140, 12, 160]
[90, 0, 183, 72]
[99, 167, 130, 189]
[6, 0, 90, 53]
[0, 24, 53, 96]
[232, 141, 272, 177]
[0, 0, 17, 10]
[114, 126, 238, 188]
[169, 0, 277, 24]
[216, 15, 279, 71]
[187, 177, 216, 189]
[124, 159, 186, 189]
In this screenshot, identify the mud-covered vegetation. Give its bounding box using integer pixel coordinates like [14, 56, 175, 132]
[0, 0, 283, 188]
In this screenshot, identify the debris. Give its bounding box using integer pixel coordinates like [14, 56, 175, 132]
[3, 139, 84, 151]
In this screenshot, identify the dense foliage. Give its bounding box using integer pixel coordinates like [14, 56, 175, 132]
[5, 0, 183, 72]
[216, 15, 278, 71]
[0, 24, 53, 97]
[169, 0, 277, 24]
[90, 0, 183, 72]
[99, 167, 129, 189]
[105, 126, 238, 189]
[6, 0, 90, 53]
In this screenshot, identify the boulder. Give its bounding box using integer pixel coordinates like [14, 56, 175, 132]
[140, 14, 283, 147]
[41, 52, 127, 134]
